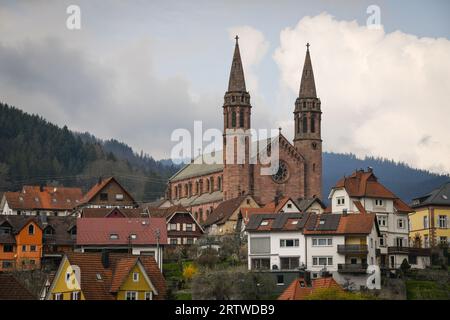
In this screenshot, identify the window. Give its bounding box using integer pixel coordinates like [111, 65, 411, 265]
[336, 197, 345, 206]
[115, 194, 124, 201]
[438, 215, 448, 228]
[310, 114, 315, 133]
[377, 216, 387, 227]
[379, 236, 386, 247]
[96, 274, 102, 280]
[186, 238, 194, 245]
[280, 257, 299, 270]
[375, 199, 384, 207]
[440, 237, 448, 245]
[231, 111, 236, 127]
[28, 224, 34, 235]
[130, 234, 137, 240]
[169, 223, 177, 231]
[44, 227, 55, 235]
[3, 244, 13, 252]
[30, 245, 36, 252]
[71, 291, 81, 300]
[100, 193, 108, 201]
[126, 291, 137, 300]
[249, 237, 270, 254]
[287, 203, 292, 209]
[276, 275, 284, 285]
[312, 238, 332, 246]
[260, 220, 269, 226]
[110, 234, 119, 240]
[2, 261, 13, 269]
[398, 219, 405, 229]
[145, 292, 152, 300]
[396, 237, 405, 247]
[185, 224, 193, 231]
[239, 110, 245, 127]
[251, 258, 270, 270]
[53, 293, 62, 300]
[170, 238, 178, 245]
[423, 216, 429, 229]
[424, 235, 429, 248]
[280, 239, 299, 247]
[370, 238, 374, 248]
[133, 272, 139, 282]
[302, 116, 307, 133]
[312, 256, 333, 266]
[22, 245, 27, 252]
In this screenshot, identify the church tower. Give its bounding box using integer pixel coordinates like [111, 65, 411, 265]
[294, 43, 322, 199]
[222, 36, 253, 200]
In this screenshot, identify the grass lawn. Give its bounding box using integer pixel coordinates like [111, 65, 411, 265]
[406, 280, 450, 300]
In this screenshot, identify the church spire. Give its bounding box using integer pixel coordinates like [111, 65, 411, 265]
[299, 43, 316, 98]
[228, 35, 246, 92]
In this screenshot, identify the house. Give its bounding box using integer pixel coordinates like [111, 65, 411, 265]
[0, 185, 83, 216]
[45, 252, 166, 300]
[295, 197, 326, 214]
[328, 168, 423, 269]
[0, 272, 37, 300]
[303, 212, 380, 288]
[203, 195, 259, 235]
[146, 205, 204, 245]
[278, 273, 343, 300]
[410, 181, 449, 249]
[78, 177, 138, 210]
[76, 217, 167, 270]
[0, 216, 43, 271]
[245, 212, 311, 292]
[79, 207, 148, 218]
[0, 215, 77, 271]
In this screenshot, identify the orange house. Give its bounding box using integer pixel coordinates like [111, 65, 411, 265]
[0, 218, 43, 271]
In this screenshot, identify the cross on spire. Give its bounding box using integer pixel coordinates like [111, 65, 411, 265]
[306, 42, 310, 51]
[235, 35, 239, 43]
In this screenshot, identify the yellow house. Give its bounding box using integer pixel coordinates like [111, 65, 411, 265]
[409, 182, 450, 248]
[46, 252, 166, 300]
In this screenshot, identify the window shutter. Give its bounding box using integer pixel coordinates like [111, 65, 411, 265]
[192, 224, 196, 232]
[177, 223, 180, 231]
[182, 224, 186, 231]
[177, 238, 181, 244]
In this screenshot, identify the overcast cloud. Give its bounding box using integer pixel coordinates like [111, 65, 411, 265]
[0, 1, 449, 174]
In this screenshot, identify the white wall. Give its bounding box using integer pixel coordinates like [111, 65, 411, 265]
[305, 235, 345, 273]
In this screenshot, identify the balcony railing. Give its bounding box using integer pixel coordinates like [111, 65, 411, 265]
[388, 246, 431, 255]
[337, 244, 368, 255]
[337, 263, 368, 273]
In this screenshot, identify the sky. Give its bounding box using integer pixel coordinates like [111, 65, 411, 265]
[0, 0, 449, 174]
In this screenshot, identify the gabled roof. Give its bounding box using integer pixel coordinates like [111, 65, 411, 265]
[59, 252, 166, 300]
[81, 208, 147, 218]
[304, 213, 379, 236]
[262, 196, 300, 213]
[3, 186, 83, 211]
[76, 218, 168, 246]
[146, 205, 205, 232]
[246, 213, 310, 232]
[0, 273, 37, 300]
[411, 181, 450, 208]
[81, 177, 136, 205]
[278, 276, 342, 300]
[203, 195, 248, 227]
[333, 170, 397, 199]
[295, 197, 326, 212]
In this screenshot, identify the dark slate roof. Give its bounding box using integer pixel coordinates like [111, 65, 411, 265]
[0, 273, 37, 300]
[203, 196, 247, 227]
[411, 181, 450, 207]
[299, 45, 316, 98]
[295, 198, 326, 212]
[228, 37, 246, 92]
[246, 213, 310, 232]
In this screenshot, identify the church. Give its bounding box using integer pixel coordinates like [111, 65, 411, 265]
[164, 37, 323, 225]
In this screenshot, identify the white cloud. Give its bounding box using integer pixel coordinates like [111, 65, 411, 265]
[273, 13, 450, 174]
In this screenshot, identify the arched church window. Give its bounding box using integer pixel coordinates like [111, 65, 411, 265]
[241, 96, 244, 102]
[313, 163, 316, 172]
[297, 117, 301, 133]
[218, 176, 222, 191]
[302, 116, 308, 133]
[232, 111, 236, 127]
[311, 114, 315, 133]
[232, 96, 235, 102]
[210, 177, 214, 193]
[239, 110, 244, 127]
[272, 160, 289, 184]
[199, 180, 203, 194]
[206, 179, 210, 193]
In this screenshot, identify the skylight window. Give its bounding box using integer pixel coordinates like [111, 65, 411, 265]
[443, 195, 448, 200]
[260, 220, 269, 226]
[110, 234, 119, 240]
[96, 273, 102, 280]
[291, 221, 298, 225]
[130, 234, 137, 240]
[319, 219, 325, 225]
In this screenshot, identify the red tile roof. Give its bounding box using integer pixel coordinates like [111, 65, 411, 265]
[81, 177, 136, 205]
[76, 218, 168, 245]
[304, 213, 378, 235]
[64, 252, 166, 300]
[278, 276, 342, 300]
[203, 196, 248, 227]
[262, 196, 293, 212]
[81, 208, 147, 218]
[334, 170, 396, 199]
[0, 273, 37, 300]
[3, 186, 83, 211]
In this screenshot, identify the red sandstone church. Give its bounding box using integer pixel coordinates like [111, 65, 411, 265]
[164, 38, 323, 226]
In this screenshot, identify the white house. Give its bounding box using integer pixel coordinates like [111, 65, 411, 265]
[328, 168, 427, 269]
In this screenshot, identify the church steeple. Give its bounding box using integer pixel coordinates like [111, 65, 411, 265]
[293, 43, 322, 199]
[228, 36, 246, 92]
[299, 43, 317, 98]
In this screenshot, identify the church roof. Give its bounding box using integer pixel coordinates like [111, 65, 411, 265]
[228, 36, 246, 92]
[169, 151, 224, 182]
[299, 43, 317, 98]
[171, 190, 224, 208]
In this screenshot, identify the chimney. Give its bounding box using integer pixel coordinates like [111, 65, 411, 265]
[98, 177, 103, 185]
[342, 209, 348, 216]
[101, 250, 110, 269]
[304, 270, 312, 287]
[39, 185, 44, 192]
[367, 166, 373, 173]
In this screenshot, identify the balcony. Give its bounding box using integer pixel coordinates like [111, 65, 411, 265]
[387, 246, 431, 256]
[337, 244, 368, 255]
[338, 263, 368, 274]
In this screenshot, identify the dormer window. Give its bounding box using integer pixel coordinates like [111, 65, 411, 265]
[110, 234, 119, 240]
[336, 197, 345, 206]
[319, 219, 325, 225]
[375, 199, 384, 207]
[291, 220, 298, 225]
[260, 220, 269, 226]
[44, 226, 55, 235]
[100, 193, 108, 201]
